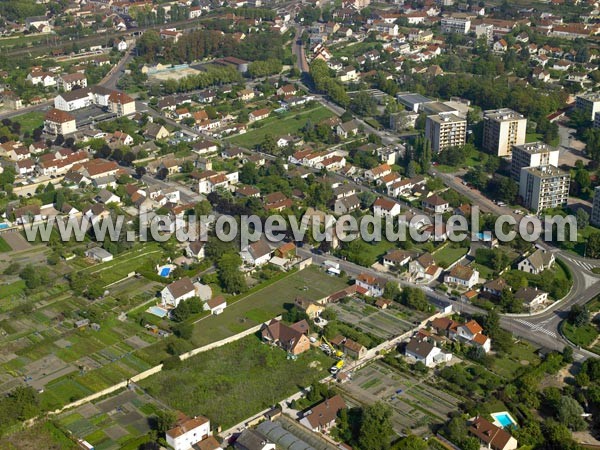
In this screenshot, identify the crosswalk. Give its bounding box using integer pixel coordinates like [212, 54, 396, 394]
[568, 259, 597, 272]
[514, 319, 557, 338]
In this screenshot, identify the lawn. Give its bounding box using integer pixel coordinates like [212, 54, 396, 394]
[0, 235, 11, 252]
[562, 322, 599, 348]
[433, 244, 468, 267]
[187, 266, 348, 348]
[13, 111, 45, 133]
[140, 335, 332, 429]
[227, 105, 334, 147]
[489, 340, 541, 379]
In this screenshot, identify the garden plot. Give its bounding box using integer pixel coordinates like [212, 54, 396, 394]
[331, 299, 422, 339]
[340, 362, 462, 435]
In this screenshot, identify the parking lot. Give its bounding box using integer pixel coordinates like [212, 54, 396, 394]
[330, 298, 426, 340]
[339, 361, 462, 435]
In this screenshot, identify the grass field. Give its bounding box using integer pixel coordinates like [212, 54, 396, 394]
[227, 105, 334, 147]
[185, 266, 349, 348]
[489, 340, 541, 379]
[563, 322, 598, 348]
[140, 335, 332, 430]
[433, 244, 468, 267]
[13, 111, 45, 133]
[0, 235, 12, 252]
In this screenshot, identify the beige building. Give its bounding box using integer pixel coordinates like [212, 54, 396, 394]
[425, 112, 467, 152]
[482, 108, 527, 157]
[108, 91, 136, 117]
[510, 141, 559, 180]
[519, 165, 570, 214]
[44, 108, 76, 135]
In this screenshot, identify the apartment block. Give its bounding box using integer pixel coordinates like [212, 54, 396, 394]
[592, 186, 600, 226]
[510, 142, 559, 181]
[425, 113, 467, 153]
[576, 92, 600, 121]
[441, 17, 471, 34]
[519, 165, 570, 214]
[482, 108, 527, 157]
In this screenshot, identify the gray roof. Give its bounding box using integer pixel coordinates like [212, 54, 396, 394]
[405, 338, 435, 359]
[235, 429, 272, 450]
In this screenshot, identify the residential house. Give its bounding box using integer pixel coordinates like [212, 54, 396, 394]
[234, 429, 275, 450]
[409, 253, 442, 282]
[185, 241, 206, 260]
[355, 273, 386, 297]
[84, 247, 113, 263]
[249, 108, 270, 122]
[300, 395, 346, 433]
[517, 248, 555, 274]
[468, 417, 518, 450]
[44, 109, 76, 135]
[334, 194, 360, 215]
[240, 240, 273, 266]
[444, 265, 479, 289]
[481, 278, 509, 300]
[275, 242, 296, 259]
[144, 123, 170, 140]
[515, 287, 548, 311]
[108, 90, 136, 117]
[336, 120, 359, 138]
[161, 277, 197, 308]
[382, 249, 412, 268]
[261, 319, 311, 355]
[58, 72, 87, 92]
[373, 198, 401, 217]
[205, 296, 227, 315]
[405, 336, 450, 367]
[422, 195, 449, 214]
[365, 163, 392, 181]
[294, 297, 324, 319]
[455, 320, 491, 353]
[166, 414, 214, 450]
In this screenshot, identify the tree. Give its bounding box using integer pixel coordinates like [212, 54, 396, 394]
[155, 410, 177, 434]
[576, 208, 590, 229]
[587, 233, 600, 259]
[568, 304, 589, 327]
[172, 322, 193, 340]
[557, 396, 586, 431]
[216, 253, 247, 294]
[358, 403, 394, 450]
[393, 435, 427, 450]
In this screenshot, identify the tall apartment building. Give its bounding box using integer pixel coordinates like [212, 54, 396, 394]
[510, 142, 559, 181]
[482, 108, 527, 157]
[592, 186, 600, 226]
[595, 111, 600, 129]
[576, 92, 600, 121]
[441, 17, 471, 34]
[425, 113, 467, 153]
[475, 24, 494, 43]
[519, 165, 570, 214]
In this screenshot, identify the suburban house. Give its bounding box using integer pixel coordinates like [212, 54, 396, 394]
[240, 240, 273, 266]
[422, 194, 450, 214]
[515, 287, 548, 311]
[261, 319, 311, 355]
[204, 296, 227, 315]
[161, 277, 197, 308]
[166, 414, 218, 450]
[275, 242, 296, 259]
[517, 248, 555, 274]
[58, 72, 87, 92]
[185, 241, 206, 260]
[481, 278, 509, 300]
[409, 253, 442, 283]
[334, 194, 361, 215]
[355, 273, 386, 297]
[373, 197, 401, 217]
[468, 416, 518, 450]
[455, 320, 491, 353]
[382, 249, 412, 268]
[444, 265, 479, 289]
[249, 108, 270, 122]
[331, 335, 367, 359]
[365, 163, 392, 181]
[294, 297, 324, 319]
[300, 395, 346, 433]
[404, 335, 451, 367]
[336, 120, 359, 138]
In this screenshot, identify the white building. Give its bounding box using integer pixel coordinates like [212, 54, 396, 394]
[576, 92, 600, 121]
[511, 142, 559, 181]
[444, 265, 479, 289]
[482, 108, 527, 157]
[425, 113, 467, 153]
[161, 277, 197, 308]
[592, 186, 600, 226]
[441, 17, 471, 34]
[519, 165, 570, 214]
[165, 415, 213, 450]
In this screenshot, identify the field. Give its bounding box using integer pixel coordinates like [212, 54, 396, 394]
[140, 335, 332, 430]
[13, 111, 46, 133]
[433, 244, 469, 267]
[187, 266, 349, 348]
[227, 105, 334, 147]
[1, 420, 77, 450]
[57, 389, 160, 450]
[562, 322, 598, 349]
[340, 361, 462, 435]
[330, 297, 426, 340]
[0, 236, 11, 252]
[488, 340, 541, 379]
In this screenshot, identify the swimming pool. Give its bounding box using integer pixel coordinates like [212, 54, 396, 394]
[160, 267, 171, 277]
[147, 306, 169, 318]
[157, 264, 175, 277]
[491, 411, 518, 429]
[0, 223, 8, 230]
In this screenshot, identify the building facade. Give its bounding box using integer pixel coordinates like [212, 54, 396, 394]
[519, 165, 570, 214]
[510, 141, 559, 180]
[425, 113, 467, 152]
[482, 108, 527, 157]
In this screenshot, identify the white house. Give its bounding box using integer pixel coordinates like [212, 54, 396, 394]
[373, 197, 401, 217]
[517, 248, 555, 274]
[84, 247, 113, 263]
[405, 337, 451, 367]
[355, 273, 386, 297]
[204, 296, 227, 315]
[444, 265, 479, 289]
[161, 277, 197, 308]
[455, 320, 491, 353]
[166, 415, 213, 450]
[240, 240, 273, 266]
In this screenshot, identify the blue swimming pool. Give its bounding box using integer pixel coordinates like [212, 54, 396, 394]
[147, 306, 168, 318]
[491, 412, 518, 429]
[0, 223, 8, 230]
[159, 267, 171, 277]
